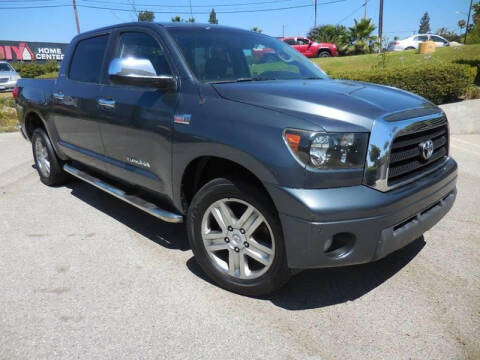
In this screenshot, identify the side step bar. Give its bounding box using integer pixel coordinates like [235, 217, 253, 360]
[63, 164, 183, 223]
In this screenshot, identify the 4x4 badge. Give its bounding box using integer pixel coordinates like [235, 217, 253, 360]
[174, 114, 191, 125]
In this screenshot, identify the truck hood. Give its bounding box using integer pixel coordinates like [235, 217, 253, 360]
[212, 79, 438, 132]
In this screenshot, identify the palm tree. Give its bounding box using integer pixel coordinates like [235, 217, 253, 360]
[344, 18, 378, 55]
[251, 26, 262, 33]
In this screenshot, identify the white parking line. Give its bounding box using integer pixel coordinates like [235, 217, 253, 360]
[451, 137, 480, 149]
[450, 143, 480, 157]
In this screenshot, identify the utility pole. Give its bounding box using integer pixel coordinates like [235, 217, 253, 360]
[72, 0, 81, 34]
[282, 24, 286, 37]
[364, 0, 367, 19]
[378, 0, 383, 53]
[465, 0, 473, 43]
[314, 0, 317, 28]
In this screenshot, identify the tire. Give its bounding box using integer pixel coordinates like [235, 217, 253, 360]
[32, 128, 68, 186]
[187, 178, 291, 296]
[317, 50, 331, 57]
[405, 47, 415, 51]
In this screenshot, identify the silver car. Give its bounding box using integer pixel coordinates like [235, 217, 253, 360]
[0, 61, 21, 91]
[388, 34, 449, 51]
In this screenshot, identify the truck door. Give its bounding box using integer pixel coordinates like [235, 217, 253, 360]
[53, 34, 110, 172]
[98, 29, 178, 196]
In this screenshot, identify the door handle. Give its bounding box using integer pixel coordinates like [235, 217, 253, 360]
[97, 98, 115, 109]
[53, 92, 64, 101]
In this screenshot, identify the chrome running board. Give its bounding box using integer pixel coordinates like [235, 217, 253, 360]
[63, 164, 183, 223]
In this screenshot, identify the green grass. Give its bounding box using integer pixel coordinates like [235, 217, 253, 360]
[312, 44, 480, 75]
[0, 94, 18, 132]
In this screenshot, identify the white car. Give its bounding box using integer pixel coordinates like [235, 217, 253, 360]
[0, 61, 21, 91]
[388, 34, 449, 51]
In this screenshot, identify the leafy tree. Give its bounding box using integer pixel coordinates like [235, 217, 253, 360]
[171, 15, 183, 22]
[435, 28, 461, 42]
[187, 17, 195, 23]
[465, 1, 480, 44]
[343, 18, 378, 55]
[138, 10, 155, 22]
[208, 8, 218, 24]
[418, 12, 431, 33]
[458, 19, 466, 30]
[251, 27, 262, 33]
[308, 24, 348, 44]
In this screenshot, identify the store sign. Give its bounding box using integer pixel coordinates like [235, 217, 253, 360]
[0, 40, 68, 62]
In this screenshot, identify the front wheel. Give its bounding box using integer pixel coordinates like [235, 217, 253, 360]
[187, 178, 290, 296]
[317, 50, 331, 57]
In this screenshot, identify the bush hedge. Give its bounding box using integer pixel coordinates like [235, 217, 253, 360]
[330, 62, 477, 104]
[12, 61, 59, 78]
[36, 72, 59, 79]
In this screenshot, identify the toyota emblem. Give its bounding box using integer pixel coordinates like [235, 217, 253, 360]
[419, 139, 434, 160]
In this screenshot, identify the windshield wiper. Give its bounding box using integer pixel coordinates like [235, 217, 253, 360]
[209, 77, 275, 84]
[301, 76, 324, 80]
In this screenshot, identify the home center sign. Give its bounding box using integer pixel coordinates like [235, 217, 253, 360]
[0, 40, 68, 62]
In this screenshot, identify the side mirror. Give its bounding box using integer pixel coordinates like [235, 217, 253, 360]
[108, 57, 176, 90]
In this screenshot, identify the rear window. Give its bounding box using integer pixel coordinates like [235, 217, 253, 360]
[69, 35, 109, 83]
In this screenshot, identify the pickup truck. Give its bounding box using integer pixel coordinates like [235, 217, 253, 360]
[15, 23, 457, 296]
[279, 36, 338, 57]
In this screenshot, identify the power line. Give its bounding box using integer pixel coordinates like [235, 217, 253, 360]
[336, 0, 368, 24]
[0, 0, 347, 14]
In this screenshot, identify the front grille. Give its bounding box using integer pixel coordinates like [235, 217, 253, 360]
[0, 78, 8, 83]
[388, 124, 448, 186]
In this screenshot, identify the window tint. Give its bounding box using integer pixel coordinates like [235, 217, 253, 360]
[414, 35, 428, 42]
[69, 35, 108, 83]
[115, 32, 171, 75]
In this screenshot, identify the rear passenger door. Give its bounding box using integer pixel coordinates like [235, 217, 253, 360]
[53, 34, 110, 172]
[99, 29, 178, 196]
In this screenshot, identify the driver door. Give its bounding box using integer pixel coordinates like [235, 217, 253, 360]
[99, 29, 178, 195]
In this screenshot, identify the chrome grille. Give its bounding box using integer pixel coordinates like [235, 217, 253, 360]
[388, 124, 448, 186]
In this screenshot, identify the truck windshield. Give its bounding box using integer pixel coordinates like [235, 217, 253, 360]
[167, 28, 328, 83]
[0, 63, 12, 72]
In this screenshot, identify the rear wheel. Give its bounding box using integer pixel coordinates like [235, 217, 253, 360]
[405, 46, 415, 51]
[32, 128, 68, 186]
[187, 178, 290, 296]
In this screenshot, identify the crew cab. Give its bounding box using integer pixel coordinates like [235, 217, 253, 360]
[280, 36, 337, 57]
[15, 23, 457, 296]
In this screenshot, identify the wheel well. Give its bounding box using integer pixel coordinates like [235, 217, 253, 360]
[181, 156, 276, 211]
[318, 48, 331, 55]
[24, 112, 46, 140]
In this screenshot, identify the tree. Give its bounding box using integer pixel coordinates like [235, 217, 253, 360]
[465, 1, 480, 44]
[343, 18, 378, 55]
[308, 24, 348, 44]
[187, 17, 195, 23]
[208, 8, 218, 24]
[458, 19, 466, 30]
[171, 15, 182, 22]
[138, 10, 155, 22]
[418, 12, 431, 33]
[251, 27, 262, 33]
[435, 28, 461, 42]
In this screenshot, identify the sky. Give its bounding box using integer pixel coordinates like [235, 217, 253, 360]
[0, 0, 473, 44]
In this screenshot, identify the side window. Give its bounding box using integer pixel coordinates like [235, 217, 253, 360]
[297, 38, 309, 45]
[115, 32, 171, 75]
[69, 35, 109, 83]
[414, 35, 428, 42]
[430, 35, 445, 43]
[284, 39, 296, 45]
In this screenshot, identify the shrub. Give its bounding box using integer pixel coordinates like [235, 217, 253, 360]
[36, 72, 59, 79]
[12, 61, 60, 78]
[330, 62, 477, 104]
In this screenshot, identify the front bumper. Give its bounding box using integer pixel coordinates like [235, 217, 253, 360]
[268, 157, 457, 269]
[0, 79, 17, 90]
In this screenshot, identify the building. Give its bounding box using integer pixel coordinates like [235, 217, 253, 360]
[0, 40, 68, 62]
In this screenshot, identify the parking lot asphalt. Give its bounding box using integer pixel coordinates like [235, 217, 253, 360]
[0, 132, 479, 360]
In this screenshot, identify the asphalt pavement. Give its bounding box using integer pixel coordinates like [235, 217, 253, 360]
[0, 132, 479, 360]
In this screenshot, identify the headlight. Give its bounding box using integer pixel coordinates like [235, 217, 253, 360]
[283, 129, 368, 169]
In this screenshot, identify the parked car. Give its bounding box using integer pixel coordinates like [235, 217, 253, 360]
[388, 34, 450, 51]
[280, 36, 337, 57]
[0, 61, 21, 91]
[15, 23, 457, 296]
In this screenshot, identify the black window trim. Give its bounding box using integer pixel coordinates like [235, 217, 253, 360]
[67, 32, 111, 84]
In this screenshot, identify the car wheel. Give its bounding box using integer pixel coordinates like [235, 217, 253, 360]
[32, 128, 69, 186]
[187, 178, 291, 296]
[317, 50, 331, 57]
[405, 47, 415, 51]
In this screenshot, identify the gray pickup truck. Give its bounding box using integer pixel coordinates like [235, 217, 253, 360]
[15, 23, 457, 296]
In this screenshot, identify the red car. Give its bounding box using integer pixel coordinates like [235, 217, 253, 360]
[279, 37, 338, 58]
